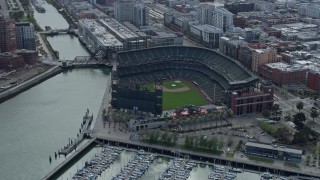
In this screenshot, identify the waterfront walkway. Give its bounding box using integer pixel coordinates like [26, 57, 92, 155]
[42, 138, 95, 180]
[59, 110, 93, 156]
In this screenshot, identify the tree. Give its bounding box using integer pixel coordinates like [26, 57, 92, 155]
[293, 117, 304, 130]
[272, 104, 281, 112]
[292, 130, 308, 145]
[226, 109, 234, 119]
[9, 11, 24, 21]
[275, 127, 291, 142]
[199, 135, 207, 147]
[218, 139, 224, 150]
[172, 132, 178, 145]
[262, 109, 271, 117]
[184, 135, 193, 148]
[296, 102, 304, 112]
[161, 131, 169, 142]
[310, 109, 319, 122]
[294, 112, 306, 122]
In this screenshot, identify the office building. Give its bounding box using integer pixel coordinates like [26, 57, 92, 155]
[197, 3, 215, 25]
[15, 22, 36, 50]
[114, 0, 134, 22]
[78, 19, 123, 52]
[133, 3, 148, 27]
[189, 24, 223, 49]
[245, 141, 302, 162]
[212, 7, 233, 32]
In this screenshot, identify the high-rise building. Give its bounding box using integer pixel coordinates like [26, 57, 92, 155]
[133, 3, 148, 27]
[15, 22, 36, 50]
[114, 0, 134, 22]
[212, 7, 233, 32]
[0, 15, 17, 53]
[197, 3, 215, 25]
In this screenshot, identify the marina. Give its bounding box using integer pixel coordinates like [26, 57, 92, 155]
[112, 150, 156, 180]
[73, 146, 122, 180]
[208, 165, 238, 180]
[160, 157, 196, 180]
[54, 145, 267, 180]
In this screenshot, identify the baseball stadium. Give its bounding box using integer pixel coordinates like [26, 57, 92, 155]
[112, 46, 258, 113]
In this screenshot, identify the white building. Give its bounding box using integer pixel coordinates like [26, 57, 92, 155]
[254, 1, 275, 12]
[114, 0, 134, 22]
[78, 19, 123, 51]
[99, 18, 146, 50]
[133, 3, 148, 28]
[15, 22, 36, 50]
[298, 4, 320, 19]
[197, 3, 215, 25]
[212, 7, 233, 32]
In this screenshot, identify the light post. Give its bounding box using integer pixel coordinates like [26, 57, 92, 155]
[69, 137, 77, 151]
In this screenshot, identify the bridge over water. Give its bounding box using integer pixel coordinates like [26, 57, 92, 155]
[60, 46, 116, 68]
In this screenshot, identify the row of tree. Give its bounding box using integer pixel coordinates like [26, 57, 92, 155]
[168, 109, 233, 132]
[296, 101, 319, 122]
[146, 130, 178, 146]
[184, 135, 223, 153]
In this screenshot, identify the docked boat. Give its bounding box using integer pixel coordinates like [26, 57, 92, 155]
[260, 172, 273, 180]
[229, 167, 243, 173]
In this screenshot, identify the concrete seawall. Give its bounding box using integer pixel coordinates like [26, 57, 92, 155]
[42, 138, 96, 180]
[0, 66, 63, 103]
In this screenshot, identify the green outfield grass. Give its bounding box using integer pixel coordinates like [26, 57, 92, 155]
[141, 80, 208, 110]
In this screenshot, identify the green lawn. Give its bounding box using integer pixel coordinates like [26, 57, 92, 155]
[284, 162, 300, 169]
[141, 80, 208, 110]
[247, 155, 274, 164]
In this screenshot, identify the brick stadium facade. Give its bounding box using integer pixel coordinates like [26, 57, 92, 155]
[231, 81, 274, 115]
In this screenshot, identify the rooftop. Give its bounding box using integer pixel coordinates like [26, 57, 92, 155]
[79, 19, 122, 47]
[99, 18, 139, 40]
[191, 24, 223, 33]
[245, 141, 302, 155]
[266, 62, 307, 72]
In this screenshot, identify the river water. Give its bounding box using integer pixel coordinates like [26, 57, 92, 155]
[0, 2, 109, 180]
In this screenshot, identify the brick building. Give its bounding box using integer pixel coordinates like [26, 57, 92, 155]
[307, 71, 320, 92]
[259, 62, 307, 86]
[238, 43, 281, 73]
[0, 15, 17, 53]
[252, 47, 281, 74]
[231, 81, 274, 115]
[16, 49, 38, 64]
[0, 52, 25, 69]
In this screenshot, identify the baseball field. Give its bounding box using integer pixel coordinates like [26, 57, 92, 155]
[142, 79, 208, 110]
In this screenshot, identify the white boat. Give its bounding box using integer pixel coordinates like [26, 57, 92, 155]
[229, 167, 243, 173]
[260, 172, 273, 180]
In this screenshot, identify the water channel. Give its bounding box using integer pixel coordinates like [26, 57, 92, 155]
[0, 1, 263, 179]
[0, 2, 109, 180]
